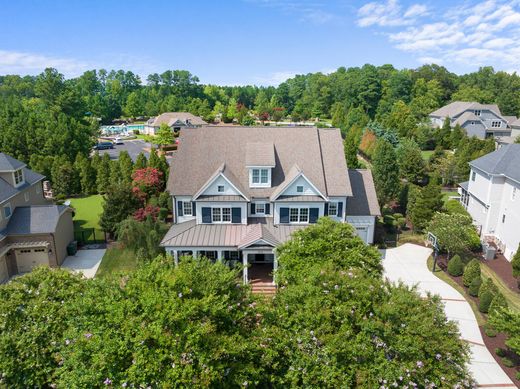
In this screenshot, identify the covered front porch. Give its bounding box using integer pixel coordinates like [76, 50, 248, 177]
[168, 247, 278, 285]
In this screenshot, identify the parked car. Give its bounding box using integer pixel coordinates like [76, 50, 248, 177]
[93, 142, 114, 150]
[113, 137, 123, 145]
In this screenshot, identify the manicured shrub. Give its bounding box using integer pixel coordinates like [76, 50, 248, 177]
[479, 277, 498, 298]
[479, 290, 494, 313]
[447, 255, 464, 276]
[489, 292, 508, 316]
[468, 277, 482, 297]
[484, 324, 497, 337]
[495, 347, 506, 357]
[463, 259, 481, 286]
[502, 357, 514, 368]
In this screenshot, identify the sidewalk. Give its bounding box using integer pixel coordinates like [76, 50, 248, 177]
[382, 243, 514, 388]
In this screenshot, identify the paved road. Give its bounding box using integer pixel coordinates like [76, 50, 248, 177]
[61, 248, 105, 278]
[97, 139, 152, 161]
[382, 244, 514, 388]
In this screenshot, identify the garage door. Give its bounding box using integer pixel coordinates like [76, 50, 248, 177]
[355, 227, 368, 243]
[16, 248, 49, 273]
[0, 256, 8, 283]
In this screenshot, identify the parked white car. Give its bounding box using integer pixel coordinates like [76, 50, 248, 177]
[113, 137, 123, 145]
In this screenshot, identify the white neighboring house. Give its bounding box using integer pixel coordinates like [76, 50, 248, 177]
[429, 101, 515, 139]
[143, 112, 207, 135]
[459, 144, 520, 260]
[160, 126, 381, 284]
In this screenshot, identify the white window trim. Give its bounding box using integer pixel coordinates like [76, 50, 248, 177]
[255, 202, 266, 215]
[3, 203, 12, 219]
[217, 185, 225, 193]
[491, 121, 502, 128]
[182, 201, 193, 216]
[289, 207, 310, 224]
[296, 185, 304, 193]
[328, 202, 338, 216]
[212, 207, 232, 224]
[13, 169, 24, 187]
[249, 168, 271, 188]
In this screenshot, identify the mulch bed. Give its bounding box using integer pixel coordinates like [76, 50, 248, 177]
[482, 248, 519, 291]
[436, 254, 520, 385]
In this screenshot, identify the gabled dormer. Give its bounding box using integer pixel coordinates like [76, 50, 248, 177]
[0, 153, 26, 188]
[246, 142, 275, 188]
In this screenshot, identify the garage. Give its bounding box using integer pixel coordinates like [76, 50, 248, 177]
[0, 255, 8, 283]
[15, 248, 49, 273]
[355, 226, 368, 243]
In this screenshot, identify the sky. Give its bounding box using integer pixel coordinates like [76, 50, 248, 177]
[2, 0, 520, 85]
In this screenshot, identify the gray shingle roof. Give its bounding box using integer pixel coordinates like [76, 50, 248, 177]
[470, 144, 520, 183]
[459, 181, 469, 191]
[168, 126, 351, 199]
[245, 142, 275, 167]
[430, 101, 502, 118]
[346, 169, 381, 216]
[0, 167, 45, 203]
[149, 112, 207, 127]
[453, 111, 480, 126]
[6, 205, 69, 235]
[0, 153, 26, 172]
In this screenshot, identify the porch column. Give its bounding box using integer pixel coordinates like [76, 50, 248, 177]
[217, 250, 223, 262]
[273, 252, 278, 285]
[173, 250, 179, 266]
[194, 250, 199, 259]
[243, 252, 248, 284]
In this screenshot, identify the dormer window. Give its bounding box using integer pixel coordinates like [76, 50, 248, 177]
[217, 185, 225, 192]
[13, 169, 24, 186]
[491, 121, 502, 128]
[296, 185, 304, 193]
[249, 168, 271, 187]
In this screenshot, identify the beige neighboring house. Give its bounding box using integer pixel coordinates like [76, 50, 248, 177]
[160, 126, 380, 284]
[143, 112, 207, 135]
[429, 101, 515, 139]
[0, 153, 74, 283]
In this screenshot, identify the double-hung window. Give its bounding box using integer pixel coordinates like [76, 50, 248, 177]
[183, 202, 193, 216]
[299, 208, 309, 223]
[251, 168, 270, 186]
[212, 207, 231, 223]
[255, 202, 265, 214]
[328, 202, 338, 216]
[289, 208, 309, 223]
[491, 121, 502, 128]
[14, 169, 23, 186]
[260, 169, 268, 184]
[252, 169, 260, 184]
[289, 208, 299, 222]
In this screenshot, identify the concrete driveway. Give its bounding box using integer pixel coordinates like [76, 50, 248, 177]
[382, 244, 514, 388]
[61, 249, 105, 278]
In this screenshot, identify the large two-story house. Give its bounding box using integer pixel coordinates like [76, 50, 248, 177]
[459, 144, 520, 260]
[429, 101, 514, 139]
[0, 153, 74, 283]
[143, 112, 207, 135]
[160, 126, 380, 283]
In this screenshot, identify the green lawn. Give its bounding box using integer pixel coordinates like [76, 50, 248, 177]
[68, 195, 104, 243]
[96, 245, 139, 278]
[442, 191, 459, 204]
[481, 264, 520, 313]
[420, 150, 434, 161]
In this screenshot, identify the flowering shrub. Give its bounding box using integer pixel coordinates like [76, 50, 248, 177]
[133, 205, 160, 221]
[131, 167, 164, 201]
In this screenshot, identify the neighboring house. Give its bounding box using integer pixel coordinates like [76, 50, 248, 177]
[429, 101, 515, 139]
[143, 112, 207, 135]
[0, 153, 74, 283]
[459, 144, 520, 260]
[160, 126, 380, 284]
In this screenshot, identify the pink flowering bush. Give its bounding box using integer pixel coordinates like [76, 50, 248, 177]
[131, 167, 164, 202]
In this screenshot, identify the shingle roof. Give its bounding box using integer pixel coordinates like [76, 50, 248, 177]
[0, 167, 45, 203]
[503, 116, 517, 124]
[0, 153, 26, 172]
[430, 101, 502, 118]
[510, 118, 520, 128]
[470, 144, 520, 183]
[245, 142, 275, 167]
[346, 169, 381, 216]
[6, 205, 69, 235]
[453, 111, 480, 126]
[459, 181, 469, 191]
[160, 217, 303, 248]
[168, 126, 351, 199]
[149, 112, 207, 127]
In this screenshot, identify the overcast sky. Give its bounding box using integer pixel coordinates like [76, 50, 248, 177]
[2, 0, 520, 85]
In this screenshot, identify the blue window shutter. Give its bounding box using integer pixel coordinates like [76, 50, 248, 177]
[177, 201, 183, 217]
[337, 202, 343, 218]
[192, 202, 196, 216]
[250, 203, 256, 215]
[232, 208, 241, 223]
[324, 203, 329, 216]
[201, 207, 211, 223]
[309, 208, 319, 223]
[280, 207, 289, 223]
[265, 203, 270, 215]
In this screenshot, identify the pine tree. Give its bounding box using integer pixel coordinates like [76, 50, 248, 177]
[134, 152, 148, 171]
[51, 156, 78, 197]
[343, 125, 362, 168]
[74, 154, 96, 194]
[148, 148, 161, 170]
[96, 153, 111, 194]
[109, 160, 122, 185]
[118, 151, 134, 184]
[409, 180, 443, 231]
[372, 139, 400, 206]
[396, 139, 426, 184]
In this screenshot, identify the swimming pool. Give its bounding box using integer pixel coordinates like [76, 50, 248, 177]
[100, 124, 145, 135]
